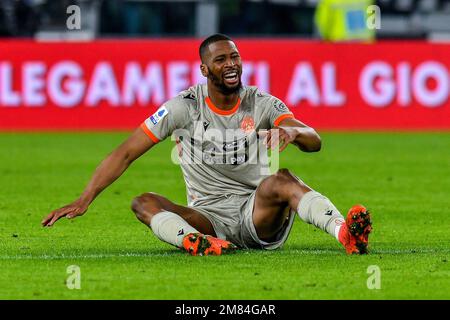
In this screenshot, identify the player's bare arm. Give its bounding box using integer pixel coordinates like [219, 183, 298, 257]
[264, 117, 322, 153]
[41, 127, 155, 227]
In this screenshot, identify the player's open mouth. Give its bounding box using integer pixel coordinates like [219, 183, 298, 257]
[223, 71, 239, 85]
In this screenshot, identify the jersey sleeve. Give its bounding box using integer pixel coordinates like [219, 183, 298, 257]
[264, 96, 295, 128]
[140, 96, 190, 143]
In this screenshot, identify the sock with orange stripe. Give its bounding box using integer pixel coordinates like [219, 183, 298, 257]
[150, 211, 198, 248]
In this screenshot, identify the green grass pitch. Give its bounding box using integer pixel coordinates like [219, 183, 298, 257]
[0, 132, 449, 299]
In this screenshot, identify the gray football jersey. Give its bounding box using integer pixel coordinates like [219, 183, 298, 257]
[141, 84, 294, 206]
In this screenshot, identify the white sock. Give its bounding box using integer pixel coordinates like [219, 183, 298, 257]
[334, 224, 342, 241]
[150, 211, 198, 248]
[297, 191, 345, 240]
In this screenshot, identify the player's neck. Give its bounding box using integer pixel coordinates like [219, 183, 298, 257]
[207, 87, 240, 111]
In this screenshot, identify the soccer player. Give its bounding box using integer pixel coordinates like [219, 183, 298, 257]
[42, 34, 372, 255]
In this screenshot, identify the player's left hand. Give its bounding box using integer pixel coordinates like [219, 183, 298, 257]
[261, 126, 298, 152]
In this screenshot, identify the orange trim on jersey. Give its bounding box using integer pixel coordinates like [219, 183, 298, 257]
[273, 114, 295, 126]
[205, 97, 241, 116]
[140, 123, 160, 143]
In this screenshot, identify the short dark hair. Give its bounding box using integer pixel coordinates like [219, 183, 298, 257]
[199, 33, 233, 63]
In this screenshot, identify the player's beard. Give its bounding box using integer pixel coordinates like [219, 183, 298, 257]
[207, 67, 242, 95]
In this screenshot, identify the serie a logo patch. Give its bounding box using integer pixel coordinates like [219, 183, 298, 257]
[149, 106, 168, 125]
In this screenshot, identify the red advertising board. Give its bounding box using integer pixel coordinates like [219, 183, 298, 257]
[0, 39, 449, 130]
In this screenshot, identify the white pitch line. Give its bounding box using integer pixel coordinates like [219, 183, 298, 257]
[0, 248, 447, 260]
[0, 252, 172, 260]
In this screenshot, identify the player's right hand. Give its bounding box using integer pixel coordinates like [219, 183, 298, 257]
[42, 199, 88, 227]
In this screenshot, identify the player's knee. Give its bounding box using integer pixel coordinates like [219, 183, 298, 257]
[131, 193, 164, 219]
[266, 168, 310, 199]
[274, 168, 309, 188]
[260, 169, 294, 200]
[273, 168, 297, 185]
[275, 168, 291, 177]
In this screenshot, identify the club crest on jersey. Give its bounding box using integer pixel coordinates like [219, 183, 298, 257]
[241, 116, 255, 133]
[149, 106, 168, 125]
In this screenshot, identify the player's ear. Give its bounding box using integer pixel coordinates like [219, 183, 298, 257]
[200, 64, 208, 77]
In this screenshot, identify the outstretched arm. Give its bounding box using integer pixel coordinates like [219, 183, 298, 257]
[265, 117, 322, 153]
[42, 127, 155, 227]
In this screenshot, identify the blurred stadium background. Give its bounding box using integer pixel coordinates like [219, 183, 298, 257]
[1, 0, 450, 40]
[0, 0, 449, 130]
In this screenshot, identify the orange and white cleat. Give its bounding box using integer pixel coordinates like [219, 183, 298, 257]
[182, 232, 238, 256]
[338, 205, 372, 254]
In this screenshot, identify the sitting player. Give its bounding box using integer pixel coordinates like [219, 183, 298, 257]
[42, 34, 372, 255]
